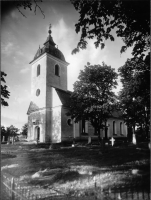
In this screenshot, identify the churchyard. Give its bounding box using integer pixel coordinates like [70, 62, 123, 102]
[1, 141, 150, 199]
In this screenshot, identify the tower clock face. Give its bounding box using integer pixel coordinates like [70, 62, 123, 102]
[36, 89, 40, 96]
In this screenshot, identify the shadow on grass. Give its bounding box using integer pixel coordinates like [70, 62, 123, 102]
[28, 170, 81, 185]
[1, 143, 150, 193]
[1, 154, 16, 159]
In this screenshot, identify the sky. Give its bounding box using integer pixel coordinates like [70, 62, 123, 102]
[1, 0, 133, 131]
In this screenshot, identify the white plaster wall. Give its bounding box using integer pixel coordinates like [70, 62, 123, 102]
[123, 123, 128, 136]
[85, 121, 89, 133]
[46, 55, 69, 108]
[31, 55, 47, 108]
[51, 106, 61, 143]
[107, 118, 127, 137]
[52, 88, 62, 107]
[84, 118, 127, 138]
[46, 54, 68, 91]
[73, 121, 80, 138]
[27, 109, 46, 142]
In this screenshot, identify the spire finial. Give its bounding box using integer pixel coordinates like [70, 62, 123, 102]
[48, 24, 52, 34]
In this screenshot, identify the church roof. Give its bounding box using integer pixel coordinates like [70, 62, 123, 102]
[27, 89, 123, 118]
[27, 101, 39, 115]
[55, 88, 72, 107]
[30, 24, 66, 63]
[55, 88, 123, 118]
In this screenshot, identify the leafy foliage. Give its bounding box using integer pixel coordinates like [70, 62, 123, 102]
[1, 126, 7, 141]
[71, 0, 150, 57]
[21, 123, 28, 137]
[68, 62, 118, 141]
[1, 125, 19, 142]
[1, 71, 10, 106]
[118, 53, 150, 137]
[6, 125, 19, 137]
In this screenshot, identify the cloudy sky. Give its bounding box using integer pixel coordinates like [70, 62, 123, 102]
[1, 0, 133, 130]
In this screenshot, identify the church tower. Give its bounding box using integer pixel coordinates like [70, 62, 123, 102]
[27, 24, 69, 143]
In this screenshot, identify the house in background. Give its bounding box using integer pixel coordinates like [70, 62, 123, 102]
[27, 25, 127, 143]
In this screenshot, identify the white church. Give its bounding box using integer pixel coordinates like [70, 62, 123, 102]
[27, 25, 127, 143]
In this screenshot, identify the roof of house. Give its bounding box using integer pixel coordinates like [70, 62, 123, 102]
[27, 101, 39, 115]
[55, 88, 72, 107]
[55, 88, 123, 118]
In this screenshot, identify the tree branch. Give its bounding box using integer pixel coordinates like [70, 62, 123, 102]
[16, 6, 27, 18]
[34, 0, 45, 19]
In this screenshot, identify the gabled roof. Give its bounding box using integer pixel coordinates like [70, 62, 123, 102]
[27, 101, 39, 115]
[27, 90, 123, 119]
[55, 88, 123, 118]
[55, 88, 72, 107]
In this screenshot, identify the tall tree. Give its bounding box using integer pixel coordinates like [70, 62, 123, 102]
[21, 123, 28, 138]
[118, 53, 150, 138]
[71, 0, 150, 58]
[1, 71, 10, 106]
[68, 62, 118, 143]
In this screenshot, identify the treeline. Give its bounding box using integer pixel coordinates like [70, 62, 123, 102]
[1, 123, 28, 144]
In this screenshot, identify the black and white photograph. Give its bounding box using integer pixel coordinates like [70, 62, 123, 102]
[1, 0, 150, 199]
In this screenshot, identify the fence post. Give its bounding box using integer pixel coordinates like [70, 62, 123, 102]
[11, 177, 15, 200]
[117, 192, 122, 200]
[108, 186, 111, 194]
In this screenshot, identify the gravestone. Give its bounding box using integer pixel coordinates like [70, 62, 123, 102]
[88, 136, 91, 144]
[2, 136, 5, 142]
[110, 137, 115, 146]
[132, 133, 136, 145]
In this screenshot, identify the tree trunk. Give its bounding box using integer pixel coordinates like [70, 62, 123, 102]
[7, 136, 10, 144]
[12, 136, 14, 145]
[97, 127, 101, 144]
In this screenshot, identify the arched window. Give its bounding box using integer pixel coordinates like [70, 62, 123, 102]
[113, 121, 116, 135]
[120, 122, 123, 135]
[82, 119, 85, 133]
[55, 64, 60, 76]
[37, 64, 40, 76]
[67, 118, 72, 126]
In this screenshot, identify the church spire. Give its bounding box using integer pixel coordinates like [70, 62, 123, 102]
[30, 24, 66, 63]
[48, 24, 52, 35]
[43, 23, 56, 47]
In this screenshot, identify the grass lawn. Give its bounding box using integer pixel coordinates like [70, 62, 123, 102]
[1, 141, 150, 199]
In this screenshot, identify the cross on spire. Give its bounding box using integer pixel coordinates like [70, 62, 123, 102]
[48, 24, 52, 34]
[49, 24, 51, 30]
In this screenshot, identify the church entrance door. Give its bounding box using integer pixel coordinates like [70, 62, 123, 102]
[35, 126, 40, 142]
